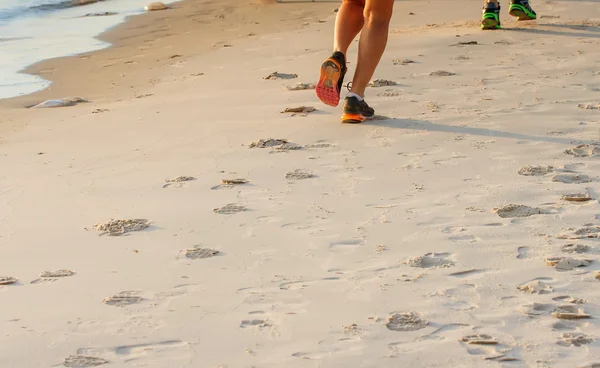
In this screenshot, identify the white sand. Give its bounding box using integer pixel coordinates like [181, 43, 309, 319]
[1, 0, 600, 367]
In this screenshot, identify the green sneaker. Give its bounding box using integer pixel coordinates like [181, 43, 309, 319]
[481, 2, 501, 30]
[509, 0, 536, 20]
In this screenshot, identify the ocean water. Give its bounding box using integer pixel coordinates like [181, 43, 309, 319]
[0, 0, 174, 100]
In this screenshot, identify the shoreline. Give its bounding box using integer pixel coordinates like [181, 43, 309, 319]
[0, 0, 335, 111]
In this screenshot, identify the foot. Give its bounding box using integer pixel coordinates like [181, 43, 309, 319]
[481, 2, 501, 30]
[316, 51, 347, 107]
[509, 0, 536, 20]
[341, 96, 375, 124]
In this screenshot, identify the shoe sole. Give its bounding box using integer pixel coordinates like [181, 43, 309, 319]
[316, 58, 342, 107]
[481, 18, 500, 29]
[341, 112, 367, 124]
[509, 4, 536, 20]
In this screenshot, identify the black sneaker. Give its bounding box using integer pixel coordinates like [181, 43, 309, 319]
[509, 0, 536, 20]
[341, 96, 375, 124]
[481, 2, 501, 30]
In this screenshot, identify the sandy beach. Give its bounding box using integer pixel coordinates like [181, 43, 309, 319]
[1, 0, 600, 367]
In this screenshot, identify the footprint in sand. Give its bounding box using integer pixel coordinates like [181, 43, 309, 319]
[393, 58, 415, 65]
[213, 204, 246, 215]
[286, 82, 315, 91]
[31, 269, 76, 284]
[386, 312, 428, 331]
[562, 193, 593, 202]
[93, 219, 150, 236]
[304, 141, 337, 149]
[184, 246, 220, 260]
[521, 302, 556, 316]
[517, 246, 530, 259]
[249, 138, 290, 148]
[552, 173, 593, 184]
[263, 71, 298, 80]
[553, 295, 585, 304]
[368, 79, 397, 87]
[103, 291, 143, 306]
[517, 165, 553, 176]
[329, 239, 363, 253]
[405, 253, 455, 268]
[494, 204, 544, 218]
[558, 226, 600, 239]
[552, 305, 591, 320]
[561, 243, 591, 254]
[211, 178, 249, 190]
[517, 279, 554, 294]
[281, 106, 316, 116]
[163, 176, 195, 188]
[0, 276, 18, 285]
[545, 257, 592, 271]
[285, 169, 316, 180]
[461, 334, 498, 345]
[557, 332, 594, 347]
[430, 70, 455, 76]
[448, 269, 484, 278]
[565, 144, 600, 157]
[240, 319, 270, 328]
[460, 334, 518, 362]
[63, 355, 109, 367]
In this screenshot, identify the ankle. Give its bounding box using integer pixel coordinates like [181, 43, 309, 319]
[347, 92, 364, 101]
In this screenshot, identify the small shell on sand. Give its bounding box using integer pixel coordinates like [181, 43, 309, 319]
[31, 97, 87, 108]
[93, 219, 150, 236]
[561, 193, 593, 202]
[545, 257, 591, 271]
[386, 312, 428, 331]
[552, 305, 591, 320]
[0, 276, 18, 285]
[145, 2, 167, 11]
[461, 334, 498, 345]
[517, 165, 553, 176]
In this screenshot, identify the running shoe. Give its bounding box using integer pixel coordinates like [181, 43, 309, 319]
[481, 2, 501, 29]
[316, 51, 347, 107]
[509, 0, 536, 20]
[341, 96, 375, 124]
